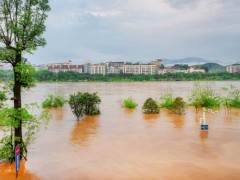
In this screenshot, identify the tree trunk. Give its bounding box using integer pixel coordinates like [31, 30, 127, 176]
[13, 53, 23, 158]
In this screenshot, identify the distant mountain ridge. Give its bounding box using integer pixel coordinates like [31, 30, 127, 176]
[162, 57, 239, 66]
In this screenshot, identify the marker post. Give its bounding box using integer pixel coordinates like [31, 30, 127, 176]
[200, 108, 218, 130]
[15, 144, 20, 178]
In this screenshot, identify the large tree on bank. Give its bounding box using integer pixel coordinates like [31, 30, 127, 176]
[0, 0, 50, 158]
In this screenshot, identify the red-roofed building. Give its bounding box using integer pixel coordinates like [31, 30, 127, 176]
[47, 60, 83, 73]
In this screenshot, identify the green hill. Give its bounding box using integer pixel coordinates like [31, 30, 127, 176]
[195, 63, 226, 72]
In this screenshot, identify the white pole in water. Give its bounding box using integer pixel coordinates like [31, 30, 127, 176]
[202, 108, 206, 125]
[200, 107, 218, 130]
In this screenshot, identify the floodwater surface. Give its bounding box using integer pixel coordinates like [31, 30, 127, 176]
[0, 81, 240, 180]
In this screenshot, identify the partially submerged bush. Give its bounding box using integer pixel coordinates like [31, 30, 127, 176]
[42, 94, 67, 108]
[170, 97, 186, 114]
[69, 92, 101, 120]
[123, 98, 138, 109]
[160, 94, 186, 114]
[142, 98, 160, 114]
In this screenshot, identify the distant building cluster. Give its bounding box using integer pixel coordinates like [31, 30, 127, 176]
[33, 59, 207, 75]
[226, 64, 240, 73]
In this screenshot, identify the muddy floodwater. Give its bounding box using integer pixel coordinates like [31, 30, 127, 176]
[1, 81, 240, 180]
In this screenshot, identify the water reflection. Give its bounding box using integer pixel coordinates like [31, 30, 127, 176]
[70, 116, 99, 146]
[143, 114, 159, 128]
[169, 114, 185, 129]
[194, 113, 201, 124]
[0, 161, 40, 180]
[199, 130, 209, 141]
[123, 108, 136, 115]
[45, 107, 66, 121]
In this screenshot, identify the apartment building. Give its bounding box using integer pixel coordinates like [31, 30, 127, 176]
[122, 64, 157, 75]
[90, 64, 106, 75]
[122, 65, 141, 74]
[140, 64, 157, 74]
[226, 64, 240, 73]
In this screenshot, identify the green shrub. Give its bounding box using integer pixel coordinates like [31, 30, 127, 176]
[123, 98, 138, 109]
[160, 94, 186, 114]
[160, 93, 174, 108]
[170, 97, 186, 114]
[69, 92, 101, 120]
[142, 98, 160, 114]
[42, 94, 67, 108]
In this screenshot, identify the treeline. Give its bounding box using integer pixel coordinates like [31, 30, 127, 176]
[0, 70, 240, 82]
[32, 70, 240, 81]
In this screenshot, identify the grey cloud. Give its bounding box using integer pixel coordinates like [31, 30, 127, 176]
[27, 0, 240, 64]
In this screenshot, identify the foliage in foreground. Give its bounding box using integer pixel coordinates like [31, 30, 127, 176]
[0, 103, 50, 161]
[0, 0, 51, 159]
[42, 94, 67, 108]
[142, 98, 160, 114]
[123, 98, 138, 109]
[69, 92, 101, 120]
[0, 89, 7, 109]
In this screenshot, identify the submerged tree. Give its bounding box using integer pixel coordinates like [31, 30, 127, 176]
[69, 92, 101, 120]
[0, 0, 50, 159]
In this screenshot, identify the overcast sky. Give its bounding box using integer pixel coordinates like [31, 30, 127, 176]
[26, 0, 240, 64]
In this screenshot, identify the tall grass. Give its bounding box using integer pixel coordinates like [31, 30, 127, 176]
[189, 82, 221, 112]
[159, 93, 174, 108]
[42, 94, 67, 108]
[221, 85, 240, 111]
[123, 98, 138, 109]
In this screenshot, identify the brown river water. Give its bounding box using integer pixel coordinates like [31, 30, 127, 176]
[0, 81, 240, 180]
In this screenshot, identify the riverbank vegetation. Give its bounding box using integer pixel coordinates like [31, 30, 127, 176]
[1, 70, 240, 82]
[34, 71, 240, 82]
